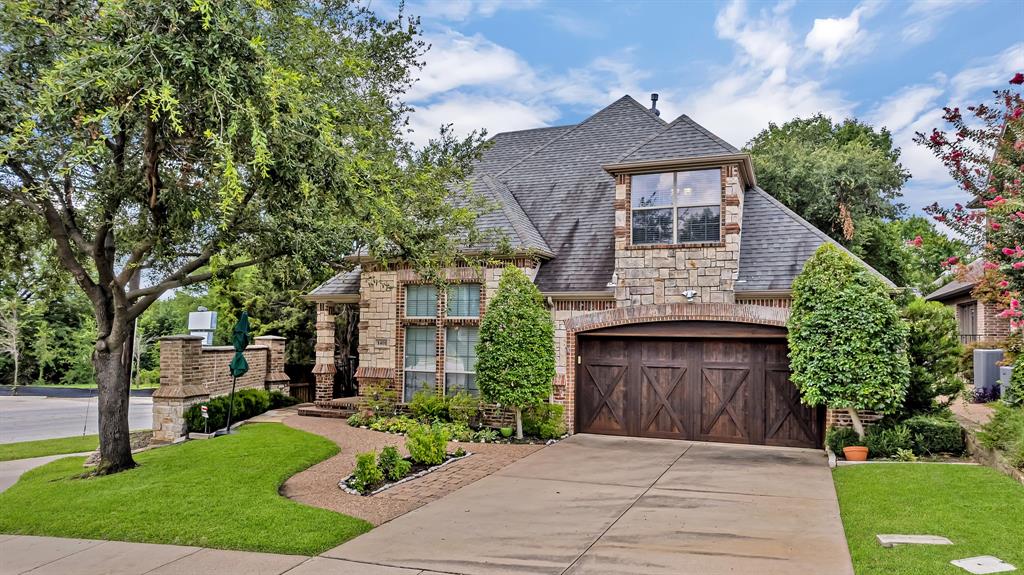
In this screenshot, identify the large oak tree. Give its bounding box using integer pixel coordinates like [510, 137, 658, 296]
[0, 0, 484, 473]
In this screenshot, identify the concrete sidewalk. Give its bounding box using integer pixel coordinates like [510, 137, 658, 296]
[0, 453, 92, 493]
[0, 536, 434, 575]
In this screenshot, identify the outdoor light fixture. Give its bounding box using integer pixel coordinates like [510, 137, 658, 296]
[683, 289, 697, 302]
[606, 272, 618, 288]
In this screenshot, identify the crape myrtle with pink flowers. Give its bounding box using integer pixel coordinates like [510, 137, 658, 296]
[917, 73, 1024, 326]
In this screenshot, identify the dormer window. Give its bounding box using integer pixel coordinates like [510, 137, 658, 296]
[631, 168, 721, 245]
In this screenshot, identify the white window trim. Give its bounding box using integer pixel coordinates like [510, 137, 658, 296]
[631, 170, 721, 246]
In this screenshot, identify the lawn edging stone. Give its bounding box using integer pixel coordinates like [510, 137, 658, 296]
[963, 424, 1024, 486]
[338, 451, 473, 497]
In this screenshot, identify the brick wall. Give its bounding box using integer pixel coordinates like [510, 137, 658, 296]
[611, 164, 745, 306]
[980, 300, 1012, 340]
[152, 334, 289, 442]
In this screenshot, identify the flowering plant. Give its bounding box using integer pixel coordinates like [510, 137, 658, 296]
[916, 73, 1024, 327]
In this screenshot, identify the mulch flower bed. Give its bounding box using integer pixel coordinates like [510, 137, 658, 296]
[339, 451, 472, 496]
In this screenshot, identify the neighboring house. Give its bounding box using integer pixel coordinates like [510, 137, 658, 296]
[926, 258, 1011, 343]
[305, 95, 894, 449]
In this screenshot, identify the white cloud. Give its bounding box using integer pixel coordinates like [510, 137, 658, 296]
[408, 31, 530, 101]
[406, 92, 559, 146]
[867, 83, 945, 134]
[402, 0, 541, 22]
[901, 0, 979, 45]
[804, 3, 878, 65]
[950, 42, 1024, 101]
[714, 0, 794, 82]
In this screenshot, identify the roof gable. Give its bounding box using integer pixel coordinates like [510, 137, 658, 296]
[738, 187, 896, 291]
[618, 114, 739, 163]
[494, 96, 668, 292]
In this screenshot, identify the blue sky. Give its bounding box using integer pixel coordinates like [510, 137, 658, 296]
[379, 0, 1024, 214]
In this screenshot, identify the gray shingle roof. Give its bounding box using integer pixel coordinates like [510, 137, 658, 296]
[308, 266, 361, 297]
[494, 96, 668, 292]
[738, 187, 896, 291]
[925, 259, 983, 302]
[618, 114, 739, 162]
[475, 125, 575, 176]
[470, 174, 551, 255]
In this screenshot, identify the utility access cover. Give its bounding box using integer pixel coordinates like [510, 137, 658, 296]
[951, 556, 1016, 574]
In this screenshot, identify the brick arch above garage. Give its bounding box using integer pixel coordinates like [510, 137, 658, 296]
[562, 302, 790, 335]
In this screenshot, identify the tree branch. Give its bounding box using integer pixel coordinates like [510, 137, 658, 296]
[126, 257, 267, 321]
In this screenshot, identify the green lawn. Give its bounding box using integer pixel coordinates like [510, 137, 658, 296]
[0, 424, 371, 555]
[834, 463, 1024, 575]
[0, 435, 99, 462]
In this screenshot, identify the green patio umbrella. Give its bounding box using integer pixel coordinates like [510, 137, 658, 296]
[224, 312, 250, 434]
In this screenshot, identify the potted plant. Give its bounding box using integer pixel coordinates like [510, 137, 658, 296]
[842, 442, 869, 461]
[499, 427, 514, 439]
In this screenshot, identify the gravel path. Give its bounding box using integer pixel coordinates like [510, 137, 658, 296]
[281, 414, 545, 525]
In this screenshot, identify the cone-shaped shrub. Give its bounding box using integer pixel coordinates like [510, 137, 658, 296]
[476, 266, 555, 439]
[788, 244, 910, 438]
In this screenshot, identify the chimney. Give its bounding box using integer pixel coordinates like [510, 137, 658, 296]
[650, 93, 660, 116]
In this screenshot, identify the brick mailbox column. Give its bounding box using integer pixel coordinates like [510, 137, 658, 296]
[152, 335, 210, 443]
[254, 335, 290, 393]
[312, 302, 337, 402]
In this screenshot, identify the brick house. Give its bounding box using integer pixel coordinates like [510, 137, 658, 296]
[925, 259, 1011, 344]
[305, 95, 893, 449]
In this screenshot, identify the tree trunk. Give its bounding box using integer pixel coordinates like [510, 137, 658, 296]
[847, 408, 865, 440]
[514, 406, 523, 440]
[92, 344, 136, 474]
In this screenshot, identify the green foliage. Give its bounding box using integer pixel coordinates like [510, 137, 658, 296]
[268, 390, 300, 409]
[363, 382, 398, 417]
[901, 299, 963, 414]
[376, 446, 411, 482]
[902, 414, 964, 455]
[865, 424, 913, 459]
[1006, 356, 1024, 407]
[746, 115, 908, 245]
[349, 452, 384, 495]
[827, 426, 863, 454]
[499, 427, 513, 438]
[408, 390, 449, 422]
[894, 448, 917, 462]
[522, 403, 567, 439]
[184, 388, 274, 432]
[446, 391, 481, 425]
[446, 422, 476, 442]
[405, 423, 450, 465]
[476, 266, 555, 437]
[474, 428, 499, 443]
[979, 404, 1024, 469]
[368, 416, 418, 434]
[788, 244, 910, 416]
[347, 412, 373, 427]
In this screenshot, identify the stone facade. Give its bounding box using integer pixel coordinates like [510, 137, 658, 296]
[151, 334, 290, 442]
[611, 165, 745, 306]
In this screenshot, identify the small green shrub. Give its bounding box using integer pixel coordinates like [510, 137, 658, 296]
[446, 422, 476, 442]
[447, 391, 480, 425]
[523, 403, 566, 439]
[901, 298, 963, 414]
[826, 426, 862, 454]
[363, 381, 398, 417]
[452, 446, 467, 458]
[866, 424, 913, 458]
[268, 390, 300, 409]
[350, 452, 383, 494]
[347, 411, 373, 427]
[979, 404, 1024, 469]
[369, 415, 417, 434]
[137, 368, 160, 388]
[184, 388, 277, 432]
[406, 423, 450, 465]
[1006, 356, 1024, 407]
[894, 448, 917, 462]
[902, 413, 964, 455]
[377, 446, 411, 481]
[408, 390, 449, 422]
[474, 428, 498, 443]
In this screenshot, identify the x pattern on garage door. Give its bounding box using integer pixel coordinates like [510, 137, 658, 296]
[577, 337, 822, 448]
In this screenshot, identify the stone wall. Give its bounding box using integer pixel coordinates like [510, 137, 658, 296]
[611, 164, 745, 306]
[151, 334, 289, 442]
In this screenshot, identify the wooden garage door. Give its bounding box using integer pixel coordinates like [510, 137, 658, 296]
[576, 335, 822, 448]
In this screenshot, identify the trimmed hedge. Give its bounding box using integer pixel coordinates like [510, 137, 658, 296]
[903, 414, 965, 455]
[185, 389, 297, 432]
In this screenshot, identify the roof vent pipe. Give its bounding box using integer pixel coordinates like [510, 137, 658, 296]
[650, 93, 660, 116]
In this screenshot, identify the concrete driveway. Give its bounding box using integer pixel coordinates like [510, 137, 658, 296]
[324, 434, 853, 575]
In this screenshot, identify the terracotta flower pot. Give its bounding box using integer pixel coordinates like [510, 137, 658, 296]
[843, 446, 869, 461]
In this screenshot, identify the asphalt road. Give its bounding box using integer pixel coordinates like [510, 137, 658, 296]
[0, 396, 152, 444]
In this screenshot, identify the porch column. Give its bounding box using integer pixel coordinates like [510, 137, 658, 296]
[312, 302, 337, 402]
